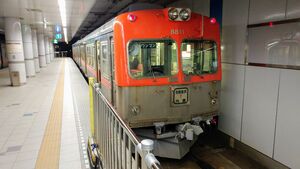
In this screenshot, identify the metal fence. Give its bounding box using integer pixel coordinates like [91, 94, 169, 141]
[92, 82, 162, 169]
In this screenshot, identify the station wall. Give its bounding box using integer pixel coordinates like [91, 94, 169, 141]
[219, 0, 300, 168]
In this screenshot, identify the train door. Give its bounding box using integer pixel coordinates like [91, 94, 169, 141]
[78, 46, 81, 67]
[110, 37, 116, 106]
[100, 40, 112, 102]
[0, 43, 2, 68]
[1, 44, 7, 67]
[80, 44, 87, 75]
[84, 45, 87, 75]
[95, 40, 101, 82]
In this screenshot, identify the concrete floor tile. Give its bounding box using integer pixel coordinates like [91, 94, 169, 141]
[12, 158, 36, 169]
[15, 150, 39, 161]
[59, 160, 82, 169]
[0, 153, 18, 164]
[20, 143, 41, 152]
[0, 162, 14, 169]
[59, 150, 81, 162]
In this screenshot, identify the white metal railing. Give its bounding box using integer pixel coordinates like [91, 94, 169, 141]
[92, 83, 162, 169]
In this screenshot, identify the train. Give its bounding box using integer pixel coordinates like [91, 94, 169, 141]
[0, 35, 8, 69]
[72, 6, 221, 159]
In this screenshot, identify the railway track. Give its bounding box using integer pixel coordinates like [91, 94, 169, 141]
[158, 133, 268, 169]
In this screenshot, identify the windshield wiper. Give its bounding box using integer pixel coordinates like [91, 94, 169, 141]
[149, 65, 156, 80]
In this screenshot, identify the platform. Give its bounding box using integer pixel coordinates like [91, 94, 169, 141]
[0, 58, 90, 169]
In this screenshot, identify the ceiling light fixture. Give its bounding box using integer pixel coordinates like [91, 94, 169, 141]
[44, 18, 47, 29]
[58, 0, 67, 42]
[63, 28, 68, 44]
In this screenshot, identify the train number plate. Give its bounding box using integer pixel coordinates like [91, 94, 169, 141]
[172, 87, 190, 105]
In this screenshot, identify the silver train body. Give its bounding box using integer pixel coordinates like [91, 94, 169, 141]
[73, 10, 221, 159]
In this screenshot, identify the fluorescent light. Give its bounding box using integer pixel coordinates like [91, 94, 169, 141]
[58, 0, 67, 42]
[44, 18, 47, 29]
[63, 27, 68, 43]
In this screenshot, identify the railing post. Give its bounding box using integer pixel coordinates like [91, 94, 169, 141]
[137, 139, 161, 169]
[88, 77, 95, 136]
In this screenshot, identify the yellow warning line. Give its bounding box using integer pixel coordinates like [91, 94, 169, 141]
[35, 60, 65, 169]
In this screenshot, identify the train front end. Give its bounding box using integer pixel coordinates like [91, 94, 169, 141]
[114, 8, 221, 159]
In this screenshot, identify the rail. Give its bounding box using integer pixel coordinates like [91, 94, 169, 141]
[92, 82, 162, 169]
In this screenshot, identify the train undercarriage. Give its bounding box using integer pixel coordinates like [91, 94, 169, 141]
[134, 117, 217, 159]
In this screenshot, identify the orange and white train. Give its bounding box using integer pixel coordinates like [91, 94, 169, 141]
[73, 6, 221, 159]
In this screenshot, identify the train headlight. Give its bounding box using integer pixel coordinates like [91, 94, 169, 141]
[168, 8, 179, 20]
[168, 8, 191, 21]
[179, 9, 190, 21]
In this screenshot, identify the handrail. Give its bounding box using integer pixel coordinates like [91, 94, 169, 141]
[91, 82, 162, 169]
[94, 83, 140, 144]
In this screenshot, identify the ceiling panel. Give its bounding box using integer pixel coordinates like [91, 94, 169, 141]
[71, 0, 180, 42]
[0, 0, 95, 41]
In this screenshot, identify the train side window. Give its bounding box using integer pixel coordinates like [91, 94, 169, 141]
[101, 41, 110, 78]
[128, 40, 178, 78]
[96, 41, 101, 70]
[181, 40, 217, 75]
[91, 45, 96, 70]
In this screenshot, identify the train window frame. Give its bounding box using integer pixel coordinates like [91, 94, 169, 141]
[127, 39, 179, 79]
[100, 41, 111, 79]
[180, 39, 218, 76]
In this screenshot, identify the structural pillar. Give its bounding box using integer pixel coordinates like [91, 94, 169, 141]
[22, 24, 35, 77]
[44, 35, 50, 64]
[37, 32, 46, 67]
[52, 43, 55, 59]
[49, 38, 54, 61]
[4, 17, 27, 85]
[31, 28, 40, 73]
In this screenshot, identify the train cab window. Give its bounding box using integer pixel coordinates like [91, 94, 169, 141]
[181, 40, 217, 75]
[128, 40, 178, 78]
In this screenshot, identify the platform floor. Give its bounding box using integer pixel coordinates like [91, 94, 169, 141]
[0, 58, 281, 169]
[0, 58, 90, 169]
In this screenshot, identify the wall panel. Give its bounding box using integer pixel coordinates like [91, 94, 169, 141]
[222, 0, 249, 64]
[249, 0, 286, 24]
[248, 22, 300, 66]
[274, 69, 300, 169]
[241, 66, 280, 157]
[286, 0, 300, 19]
[219, 63, 245, 140]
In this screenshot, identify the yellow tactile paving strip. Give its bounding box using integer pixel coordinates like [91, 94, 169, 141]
[35, 61, 65, 169]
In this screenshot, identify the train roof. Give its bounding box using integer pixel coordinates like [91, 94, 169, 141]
[73, 7, 216, 47]
[73, 18, 115, 46]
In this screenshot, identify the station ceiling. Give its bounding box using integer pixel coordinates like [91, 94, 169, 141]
[0, 0, 179, 43]
[0, 0, 95, 41]
[71, 0, 179, 43]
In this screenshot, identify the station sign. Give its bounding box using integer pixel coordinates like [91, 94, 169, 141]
[55, 34, 62, 40]
[55, 25, 62, 33]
